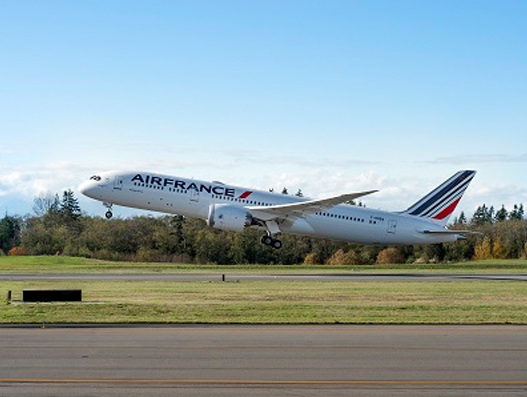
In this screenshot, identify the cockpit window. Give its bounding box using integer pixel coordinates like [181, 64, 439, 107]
[90, 175, 101, 181]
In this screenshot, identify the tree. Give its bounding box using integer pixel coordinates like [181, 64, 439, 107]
[488, 205, 495, 222]
[474, 236, 492, 260]
[153, 215, 186, 256]
[281, 187, 288, 195]
[33, 193, 60, 216]
[295, 189, 304, 197]
[472, 204, 494, 225]
[492, 239, 507, 259]
[345, 200, 364, 207]
[60, 190, 81, 220]
[0, 215, 20, 254]
[495, 205, 508, 222]
[472, 205, 484, 225]
[510, 204, 525, 220]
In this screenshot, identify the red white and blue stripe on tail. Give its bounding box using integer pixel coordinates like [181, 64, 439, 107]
[402, 170, 476, 224]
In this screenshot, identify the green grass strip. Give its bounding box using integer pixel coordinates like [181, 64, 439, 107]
[0, 256, 527, 274]
[1, 280, 526, 324]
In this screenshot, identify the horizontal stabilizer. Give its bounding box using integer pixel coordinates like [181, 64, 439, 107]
[420, 229, 481, 235]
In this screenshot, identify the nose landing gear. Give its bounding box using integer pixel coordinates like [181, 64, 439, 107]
[103, 203, 113, 219]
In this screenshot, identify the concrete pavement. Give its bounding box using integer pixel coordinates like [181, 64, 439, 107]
[0, 325, 526, 396]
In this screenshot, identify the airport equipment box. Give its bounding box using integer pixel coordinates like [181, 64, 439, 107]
[23, 290, 82, 302]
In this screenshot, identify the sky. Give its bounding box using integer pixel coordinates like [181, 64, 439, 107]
[1, 0, 526, 218]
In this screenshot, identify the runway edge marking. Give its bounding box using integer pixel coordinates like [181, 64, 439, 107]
[1, 379, 527, 386]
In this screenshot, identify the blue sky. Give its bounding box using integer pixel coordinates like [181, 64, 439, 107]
[1, 0, 526, 218]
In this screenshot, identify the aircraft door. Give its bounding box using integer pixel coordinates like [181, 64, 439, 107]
[387, 220, 397, 234]
[190, 189, 199, 203]
[113, 176, 123, 190]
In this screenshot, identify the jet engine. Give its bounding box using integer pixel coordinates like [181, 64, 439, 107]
[207, 204, 258, 232]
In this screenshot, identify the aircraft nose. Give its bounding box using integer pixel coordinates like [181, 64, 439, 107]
[78, 180, 96, 198]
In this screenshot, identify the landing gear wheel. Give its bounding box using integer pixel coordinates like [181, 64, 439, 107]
[103, 202, 113, 219]
[261, 235, 273, 245]
[261, 235, 282, 249]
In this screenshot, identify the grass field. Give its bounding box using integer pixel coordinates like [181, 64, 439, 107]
[0, 256, 527, 274]
[1, 256, 526, 324]
[1, 280, 527, 324]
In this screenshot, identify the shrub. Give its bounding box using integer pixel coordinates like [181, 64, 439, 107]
[133, 248, 166, 263]
[376, 247, 405, 264]
[304, 253, 320, 265]
[492, 239, 507, 259]
[8, 246, 27, 256]
[326, 249, 367, 265]
[169, 253, 193, 264]
[474, 236, 492, 260]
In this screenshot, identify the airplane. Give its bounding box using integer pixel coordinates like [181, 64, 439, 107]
[79, 170, 476, 249]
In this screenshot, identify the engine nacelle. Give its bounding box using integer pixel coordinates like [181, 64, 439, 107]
[207, 204, 255, 232]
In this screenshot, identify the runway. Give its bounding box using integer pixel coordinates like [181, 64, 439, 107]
[1, 273, 527, 282]
[0, 325, 526, 396]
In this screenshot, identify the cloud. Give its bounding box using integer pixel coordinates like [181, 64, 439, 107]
[0, 162, 93, 198]
[0, 161, 425, 214]
[466, 182, 527, 208]
[0, 149, 16, 156]
[1, 156, 527, 218]
[257, 169, 527, 214]
[245, 169, 419, 211]
[429, 154, 527, 165]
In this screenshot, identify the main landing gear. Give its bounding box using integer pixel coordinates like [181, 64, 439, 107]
[261, 235, 282, 249]
[103, 203, 113, 219]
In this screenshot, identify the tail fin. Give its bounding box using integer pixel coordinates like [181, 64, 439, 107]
[402, 170, 476, 225]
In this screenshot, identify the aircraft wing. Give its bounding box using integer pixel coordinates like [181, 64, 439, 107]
[247, 190, 378, 221]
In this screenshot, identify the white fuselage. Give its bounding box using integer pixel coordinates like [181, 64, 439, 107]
[79, 171, 460, 245]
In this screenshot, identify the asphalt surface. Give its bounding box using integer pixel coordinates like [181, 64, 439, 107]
[0, 325, 526, 396]
[1, 273, 527, 281]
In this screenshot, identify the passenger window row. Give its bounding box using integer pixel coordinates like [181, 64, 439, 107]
[132, 182, 377, 224]
[211, 194, 271, 206]
[315, 212, 377, 224]
[133, 182, 188, 194]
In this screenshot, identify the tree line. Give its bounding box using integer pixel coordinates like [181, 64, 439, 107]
[0, 191, 526, 264]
